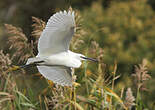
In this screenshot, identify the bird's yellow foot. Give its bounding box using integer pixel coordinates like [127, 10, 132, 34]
[8, 65, 20, 72]
[73, 82, 81, 87]
[48, 80, 54, 87]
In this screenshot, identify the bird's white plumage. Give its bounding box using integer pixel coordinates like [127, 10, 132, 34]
[32, 10, 77, 86]
[37, 66, 72, 86]
[38, 10, 75, 56]
[26, 10, 96, 86]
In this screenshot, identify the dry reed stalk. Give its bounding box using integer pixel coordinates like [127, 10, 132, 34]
[31, 16, 46, 39]
[70, 9, 86, 51]
[5, 24, 33, 62]
[132, 59, 151, 91]
[124, 88, 135, 110]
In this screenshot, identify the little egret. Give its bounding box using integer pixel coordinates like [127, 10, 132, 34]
[24, 10, 98, 86]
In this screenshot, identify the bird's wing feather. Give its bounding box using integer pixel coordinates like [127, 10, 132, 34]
[38, 10, 75, 56]
[37, 65, 73, 86]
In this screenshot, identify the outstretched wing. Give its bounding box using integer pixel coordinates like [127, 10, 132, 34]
[37, 66, 73, 86]
[38, 10, 75, 56]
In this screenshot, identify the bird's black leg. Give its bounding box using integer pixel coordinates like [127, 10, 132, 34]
[20, 61, 45, 69]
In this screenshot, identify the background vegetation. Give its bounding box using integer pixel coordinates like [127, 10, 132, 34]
[0, 0, 154, 109]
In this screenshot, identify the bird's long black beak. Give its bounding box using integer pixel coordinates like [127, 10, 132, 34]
[81, 56, 98, 62]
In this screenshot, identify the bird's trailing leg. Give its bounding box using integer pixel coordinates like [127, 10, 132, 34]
[19, 61, 45, 69]
[7, 61, 45, 72]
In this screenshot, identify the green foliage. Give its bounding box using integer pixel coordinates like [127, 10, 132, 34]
[82, 0, 155, 72]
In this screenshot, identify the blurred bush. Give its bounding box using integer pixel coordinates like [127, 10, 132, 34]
[82, 0, 155, 73]
[80, 0, 155, 107]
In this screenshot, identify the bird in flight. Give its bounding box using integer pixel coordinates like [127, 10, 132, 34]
[23, 10, 98, 86]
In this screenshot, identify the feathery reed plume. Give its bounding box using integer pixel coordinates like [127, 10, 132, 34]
[31, 16, 46, 39]
[70, 9, 85, 50]
[91, 41, 104, 61]
[5, 24, 33, 62]
[132, 59, 151, 91]
[0, 51, 16, 107]
[31, 17, 46, 55]
[124, 88, 135, 110]
[0, 50, 12, 91]
[0, 50, 12, 71]
[43, 86, 66, 110]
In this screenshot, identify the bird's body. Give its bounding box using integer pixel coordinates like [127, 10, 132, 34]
[30, 51, 82, 68]
[26, 10, 97, 86]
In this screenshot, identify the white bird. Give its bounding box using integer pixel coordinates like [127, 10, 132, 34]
[24, 10, 98, 86]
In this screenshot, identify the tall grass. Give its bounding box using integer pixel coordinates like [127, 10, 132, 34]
[0, 8, 152, 110]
